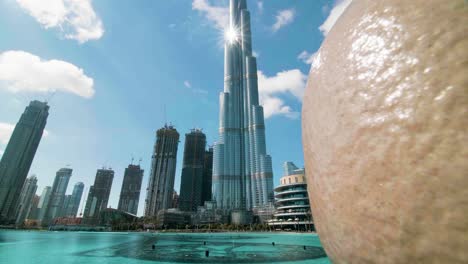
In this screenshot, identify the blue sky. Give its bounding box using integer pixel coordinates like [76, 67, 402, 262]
[0, 0, 350, 216]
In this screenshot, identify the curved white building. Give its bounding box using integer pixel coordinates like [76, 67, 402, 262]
[269, 162, 314, 231]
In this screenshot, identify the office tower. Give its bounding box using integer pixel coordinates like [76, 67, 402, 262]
[144, 125, 179, 217]
[15, 175, 38, 225]
[83, 168, 114, 222]
[27, 194, 40, 220]
[0, 101, 49, 223]
[43, 168, 72, 223]
[213, 0, 273, 212]
[37, 186, 52, 221]
[171, 190, 179, 209]
[118, 164, 144, 215]
[179, 129, 207, 211]
[269, 162, 313, 231]
[65, 182, 84, 217]
[202, 147, 213, 205]
[61, 195, 71, 217]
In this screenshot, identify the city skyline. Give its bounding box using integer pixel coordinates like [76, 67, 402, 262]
[0, 0, 342, 216]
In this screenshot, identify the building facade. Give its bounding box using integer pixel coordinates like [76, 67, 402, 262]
[65, 182, 84, 217]
[37, 186, 52, 221]
[118, 164, 144, 215]
[268, 162, 314, 231]
[212, 0, 273, 213]
[15, 175, 38, 225]
[179, 129, 207, 211]
[43, 168, 72, 224]
[83, 168, 114, 224]
[202, 148, 213, 205]
[144, 125, 179, 217]
[0, 101, 49, 223]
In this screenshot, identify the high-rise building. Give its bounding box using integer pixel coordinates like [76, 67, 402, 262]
[144, 125, 179, 217]
[83, 168, 114, 223]
[118, 164, 144, 215]
[37, 186, 52, 221]
[202, 147, 213, 205]
[65, 182, 84, 217]
[43, 168, 72, 224]
[0, 101, 49, 223]
[27, 194, 40, 220]
[61, 195, 71, 217]
[213, 0, 273, 212]
[268, 162, 314, 231]
[15, 175, 38, 225]
[179, 129, 207, 211]
[171, 190, 179, 209]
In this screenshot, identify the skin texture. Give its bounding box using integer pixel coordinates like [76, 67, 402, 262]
[302, 0, 467, 263]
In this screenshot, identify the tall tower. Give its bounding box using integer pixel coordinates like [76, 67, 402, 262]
[202, 147, 213, 205]
[66, 182, 84, 217]
[15, 175, 38, 225]
[83, 168, 114, 223]
[37, 186, 52, 221]
[179, 129, 207, 211]
[213, 0, 273, 212]
[144, 125, 179, 217]
[118, 164, 144, 215]
[0, 100, 49, 223]
[43, 168, 72, 223]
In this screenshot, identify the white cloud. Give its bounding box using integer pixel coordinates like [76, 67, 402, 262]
[183, 80, 207, 94]
[0, 50, 95, 98]
[253, 50, 260, 58]
[257, 1, 264, 14]
[192, 0, 229, 30]
[272, 8, 295, 32]
[257, 69, 307, 119]
[0, 149, 3, 156]
[0, 122, 49, 146]
[319, 0, 352, 36]
[16, 0, 104, 43]
[297, 50, 317, 65]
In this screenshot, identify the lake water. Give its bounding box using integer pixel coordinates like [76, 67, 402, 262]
[0, 230, 330, 264]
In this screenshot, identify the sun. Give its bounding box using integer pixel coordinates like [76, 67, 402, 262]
[225, 27, 239, 44]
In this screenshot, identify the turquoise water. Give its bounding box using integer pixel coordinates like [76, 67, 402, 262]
[0, 230, 330, 264]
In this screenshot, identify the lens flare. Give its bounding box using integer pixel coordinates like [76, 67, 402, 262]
[225, 27, 238, 44]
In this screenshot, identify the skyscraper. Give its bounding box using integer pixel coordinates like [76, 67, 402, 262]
[179, 129, 207, 211]
[43, 168, 72, 224]
[15, 175, 38, 225]
[0, 101, 49, 223]
[83, 168, 114, 223]
[144, 125, 179, 217]
[118, 164, 144, 215]
[213, 0, 273, 212]
[37, 186, 52, 221]
[65, 182, 84, 217]
[202, 147, 214, 205]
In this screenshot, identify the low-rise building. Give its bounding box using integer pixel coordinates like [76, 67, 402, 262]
[268, 162, 314, 231]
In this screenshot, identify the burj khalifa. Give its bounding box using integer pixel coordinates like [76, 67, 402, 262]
[213, 0, 273, 212]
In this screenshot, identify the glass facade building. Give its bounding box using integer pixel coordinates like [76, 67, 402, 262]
[118, 164, 144, 215]
[179, 129, 206, 211]
[83, 168, 114, 224]
[0, 101, 49, 223]
[43, 168, 72, 224]
[15, 175, 38, 225]
[65, 182, 84, 217]
[144, 125, 179, 217]
[213, 0, 273, 212]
